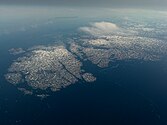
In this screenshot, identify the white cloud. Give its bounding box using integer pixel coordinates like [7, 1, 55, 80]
[79, 22, 119, 36]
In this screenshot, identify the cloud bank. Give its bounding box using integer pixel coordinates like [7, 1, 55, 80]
[79, 22, 119, 36]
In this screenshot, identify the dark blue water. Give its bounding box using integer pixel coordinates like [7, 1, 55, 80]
[1, 58, 167, 125]
[1, 20, 167, 125]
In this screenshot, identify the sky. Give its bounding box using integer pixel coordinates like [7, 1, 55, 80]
[0, 0, 167, 9]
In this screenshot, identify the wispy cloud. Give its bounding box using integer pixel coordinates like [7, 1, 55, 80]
[79, 22, 119, 36]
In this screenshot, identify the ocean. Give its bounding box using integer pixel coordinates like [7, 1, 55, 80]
[0, 17, 167, 125]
